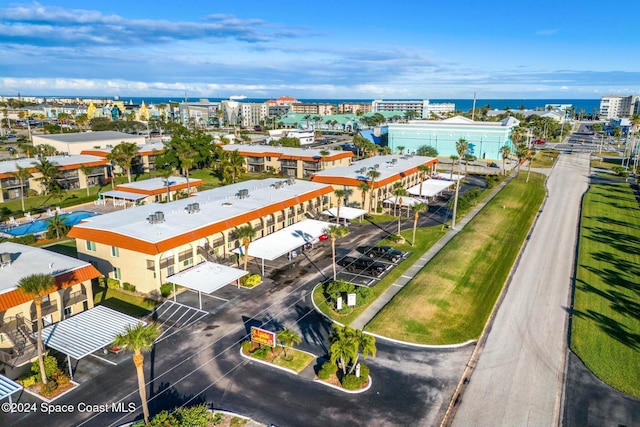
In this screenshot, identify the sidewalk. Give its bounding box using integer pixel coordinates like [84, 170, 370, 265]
[350, 173, 515, 330]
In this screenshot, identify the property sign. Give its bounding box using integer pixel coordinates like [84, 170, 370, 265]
[251, 327, 276, 347]
[347, 293, 357, 307]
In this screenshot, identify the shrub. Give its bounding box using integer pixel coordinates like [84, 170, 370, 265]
[11, 234, 36, 245]
[212, 412, 225, 425]
[51, 369, 71, 387]
[102, 277, 121, 289]
[243, 274, 261, 287]
[252, 345, 271, 360]
[160, 283, 173, 297]
[358, 363, 370, 380]
[174, 404, 213, 426]
[40, 379, 58, 397]
[355, 286, 373, 304]
[17, 375, 38, 388]
[122, 282, 136, 292]
[341, 373, 366, 390]
[241, 340, 253, 354]
[31, 355, 59, 381]
[318, 361, 336, 380]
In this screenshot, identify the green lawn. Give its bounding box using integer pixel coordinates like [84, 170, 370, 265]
[40, 239, 77, 257]
[93, 284, 159, 317]
[366, 173, 546, 344]
[530, 149, 559, 168]
[571, 182, 640, 398]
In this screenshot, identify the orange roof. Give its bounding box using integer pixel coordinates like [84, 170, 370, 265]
[67, 187, 333, 255]
[58, 159, 108, 171]
[0, 264, 101, 312]
[277, 96, 297, 102]
[113, 179, 205, 196]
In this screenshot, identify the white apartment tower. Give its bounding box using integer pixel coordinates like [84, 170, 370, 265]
[600, 95, 640, 119]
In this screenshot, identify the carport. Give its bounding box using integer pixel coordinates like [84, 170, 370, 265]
[40, 305, 142, 380]
[434, 172, 465, 181]
[166, 261, 248, 310]
[233, 219, 333, 275]
[322, 206, 367, 221]
[407, 179, 455, 199]
[100, 190, 147, 207]
[0, 374, 23, 406]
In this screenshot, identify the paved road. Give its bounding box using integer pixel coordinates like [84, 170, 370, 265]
[451, 153, 590, 426]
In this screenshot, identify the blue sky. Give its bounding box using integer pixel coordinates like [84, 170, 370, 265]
[1, 1, 639, 99]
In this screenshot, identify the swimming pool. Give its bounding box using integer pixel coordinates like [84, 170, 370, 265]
[3, 211, 100, 237]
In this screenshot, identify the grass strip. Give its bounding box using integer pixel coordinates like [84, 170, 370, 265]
[366, 173, 546, 344]
[571, 181, 640, 398]
[93, 284, 159, 317]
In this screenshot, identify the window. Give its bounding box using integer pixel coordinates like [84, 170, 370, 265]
[288, 217, 294, 226]
[167, 266, 174, 276]
[266, 156, 271, 161]
[64, 306, 73, 318]
[113, 267, 121, 280]
[183, 258, 194, 267]
[178, 249, 193, 267]
[111, 246, 119, 257]
[85, 241, 96, 252]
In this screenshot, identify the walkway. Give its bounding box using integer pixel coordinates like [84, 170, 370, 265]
[451, 153, 590, 427]
[351, 172, 515, 330]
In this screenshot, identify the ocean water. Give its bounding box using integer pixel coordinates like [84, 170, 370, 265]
[82, 96, 601, 113]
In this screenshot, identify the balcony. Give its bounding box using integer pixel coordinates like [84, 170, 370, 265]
[303, 161, 321, 171]
[64, 289, 88, 307]
[280, 160, 298, 168]
[247, 157, 265, 165]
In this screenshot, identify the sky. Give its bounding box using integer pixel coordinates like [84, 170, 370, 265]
[1, 1, 640, 100]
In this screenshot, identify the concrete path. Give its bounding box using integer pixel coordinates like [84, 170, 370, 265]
[451, 153, 590, 427]
[351, 173, 515, 330]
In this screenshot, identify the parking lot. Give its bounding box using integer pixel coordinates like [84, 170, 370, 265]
[335, 246, 409, 286]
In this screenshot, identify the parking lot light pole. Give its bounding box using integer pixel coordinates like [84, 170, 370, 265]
[451, 176, 460, 229]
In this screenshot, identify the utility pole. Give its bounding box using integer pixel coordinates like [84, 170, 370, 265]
[451, 176, 460, 229]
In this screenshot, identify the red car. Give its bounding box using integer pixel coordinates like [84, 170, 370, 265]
[532, 139, 546, 145]
[318, 234, 329, 241]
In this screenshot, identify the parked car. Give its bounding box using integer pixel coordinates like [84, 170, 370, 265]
[337, 256, 387, 275]
[488, 162, 499, 168]
[532, 139, 546, 145]
[368, 246, 404, 262]
[318, 233, 329, 241]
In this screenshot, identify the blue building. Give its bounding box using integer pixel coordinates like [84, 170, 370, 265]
[388, 116, 518, 160]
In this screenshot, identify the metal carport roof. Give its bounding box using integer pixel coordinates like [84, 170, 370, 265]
[0, 375, 23, 404]
[322, 206, 367, 220]
[100, 190, 147, 201]
[407, 179, 455, 198]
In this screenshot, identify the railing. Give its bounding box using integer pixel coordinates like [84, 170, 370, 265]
[247, 158, 265, 165]
[64, 290, 88, 307]
[280, 160, 297, 167]
[40, 300, 58, 317]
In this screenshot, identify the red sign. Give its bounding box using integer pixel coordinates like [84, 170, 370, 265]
[251, 327, 276, 347]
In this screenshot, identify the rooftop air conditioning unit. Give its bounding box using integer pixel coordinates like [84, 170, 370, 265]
[154, 211, 165, 223]
[0, 252, 11, 267]
[238, 189, 249, 199]
[287, 177, 296, 185]
[391, 159, 398, 165]
[374, 164, 380, 169]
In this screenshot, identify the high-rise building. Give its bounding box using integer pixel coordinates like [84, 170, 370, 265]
[599, 95, 640, 119]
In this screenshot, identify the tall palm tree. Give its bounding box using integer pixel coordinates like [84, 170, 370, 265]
[357, 181, 370, 211]
[319, 150, 330, 171]
[366, 170, 381, 212]
[107, 142, 140, 183]
[176, 144, 196, 194]
[235, 225, 257, 271]
[456, 138, 468, 172]
[78, 164, 95, 197]
[333, 189, 350, 224]
[32, 158, 61, 195]
[515, 143, 529, 177]
[46, 212, 69, 240]
[220, 149, 244, 184]
[525, 146, 535, 183]
[329, 324, 358, 376]
[416, 164, 430, 199]
[348, 328, 377, 375]
[499, 145, 512, 176]
[397, 146, 406, 155]
[276, 327, 302, 359]
[18, 273, 55, 385]
[158, 166, 173, 202]
[114, 323, 161, 425]
[411, 202, 427, 247]
[449, 155, 458, 180]
[323, 224, 349, 281]
[12, 164, 31, 212]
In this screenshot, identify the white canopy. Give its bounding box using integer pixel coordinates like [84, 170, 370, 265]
[40, 305, 142, 360]
[101, 190, 147, 201]
[322, 206, 367, 220]
[383, 196, 424, 207]
[407, 179, 455, 197]
[167, 261, 247, 294]
[0, 374, 22, 404]
[234, 219, 332, 261]
[434, 172, 465, 181]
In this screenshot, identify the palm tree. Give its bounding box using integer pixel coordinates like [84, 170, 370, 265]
[46, 212, 69, 240]
[18, 142, 37, 158]
[456, 138, 468, 171]
[18, 273, 55, 385]
[366, 170, 381, 212]
[176, 145, 196, 194]
[348, 328, 377, 375]
[499, 145, 512, 176]
[319, 150, 330, 171]
[323, 225, 349, 281]
[12, 164, 31, 212]
[416, 164, 430, 199]
[107, 142, 139, 183]
[78, 164, 95, 197]
[397, 146, 406, 155]
[525, 146, 535, 183]
[235, 225, 257, 272]
[449, 155, 458, 180]
[114, 322, 161, 425]
[333, 189, 350, 224]
[32, 158, 61, 195]
[357, 181, 370, 211]
[276, 327, 302, 359]
[411, 202, 427, 247]
[158, 165, 173, 202]
[329, 324, 358, 376]
[515, 143, 528, 177]
[219, 149, 244, 184]
[392, 183, 408, 235]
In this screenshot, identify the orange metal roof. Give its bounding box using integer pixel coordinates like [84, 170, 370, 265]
[58, 159, 108, 171]
[68, 187, 333, 255]
[113, 179, 205, 196]
[0, 264, 101, 312]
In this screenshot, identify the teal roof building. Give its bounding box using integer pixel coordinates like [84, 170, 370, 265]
[387, 116, 518, 160]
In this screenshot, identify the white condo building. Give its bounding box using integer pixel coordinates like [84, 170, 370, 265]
[600, 95, 640, 119]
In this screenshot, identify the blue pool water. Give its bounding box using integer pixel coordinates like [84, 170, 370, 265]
[3, 211, 99, 237]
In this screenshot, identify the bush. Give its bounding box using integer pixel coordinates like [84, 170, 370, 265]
[17, 375, 38, 388]
[52, 369, 71, 387]
[243, 274, 261, 287]
[252, 345, 271, 360]
[160, 283, 173, 297]
[241, 340, 253, 354]
[174, 404, 213, 426]
[31, 355, 59, 381]
[40, 379, 59, 397]
[341, 373, 366, 390]
[318, 361, 336, 380]
[358, 363, 370, 380]
[102, 277, 121, 289]
[485, 174, 500, 189]
[355, 286, 373, 304]
[122, 282, 136, 292]
[11, 234, 36, 245]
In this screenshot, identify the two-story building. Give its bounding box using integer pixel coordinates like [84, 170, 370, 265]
[68, 179, 335, 293]
[0, 243, 101, 377]
[32, 131, 146, 155]
[221, 145, 352, 178]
